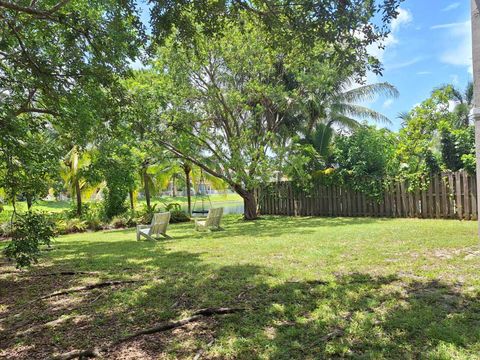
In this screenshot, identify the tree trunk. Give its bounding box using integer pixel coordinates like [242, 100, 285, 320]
[74, 178, 82, 216]
[184, 165, 192, 214]
[26, 194, 33, 210]
[129, 189, 135, 210]
[172, 174, 177, 197]
[234, 186, 258, 220]
[143, 167, 151, 209]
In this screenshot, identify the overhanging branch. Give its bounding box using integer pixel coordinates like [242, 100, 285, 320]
[0, 0, 70, 17]
[158, 140, 236, 188]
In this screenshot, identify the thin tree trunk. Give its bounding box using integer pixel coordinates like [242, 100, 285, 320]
[129, 189, 135, 210]
[172, 174, 177, 197]
[143, 167, 151, 209]
[74, 178, 82, 216]
[26, 194, 33, 210]
[183, 164, 192, 214]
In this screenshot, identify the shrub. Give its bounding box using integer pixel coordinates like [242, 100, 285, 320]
[109, 216, 129, 229]
[169, 210, 190, 223]
[81, 203, 106, 231]
[3, 212, 55, 268]
[165, 202, 181, 211]
[461, 154, 476, 175]
[103, 187, 128, 219]
[84, 217, 104, 231]
[136, 204, 158, 224]
[56, 218, 88, 234]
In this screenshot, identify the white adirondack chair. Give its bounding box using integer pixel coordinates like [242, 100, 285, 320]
[137, 212, 171, 240]
[195, 208, 224, 231]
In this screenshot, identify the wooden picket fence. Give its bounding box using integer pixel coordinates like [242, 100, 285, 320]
[257, 171, 478, 220]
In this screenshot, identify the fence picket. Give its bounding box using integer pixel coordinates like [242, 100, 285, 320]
[463, 171, 470, 220]
[455, 172, 463, 220]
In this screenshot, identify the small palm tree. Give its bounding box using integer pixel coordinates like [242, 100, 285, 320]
[60, 146, 98, 216]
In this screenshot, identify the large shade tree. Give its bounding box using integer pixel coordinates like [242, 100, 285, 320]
[149, 0, 403, 80]
[0, 0, 144, 209]
[150, 3, 403, 219]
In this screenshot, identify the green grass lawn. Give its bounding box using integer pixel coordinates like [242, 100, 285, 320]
[1, 216, 480, 359]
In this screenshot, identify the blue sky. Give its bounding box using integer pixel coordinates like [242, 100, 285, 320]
[367, 0, 473, 130]
[136, 1, 473, 131]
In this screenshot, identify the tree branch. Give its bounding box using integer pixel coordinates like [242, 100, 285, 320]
[158, 140, 236, 188]
[14, 107, 59, 116]
[0, 0, 70, 17]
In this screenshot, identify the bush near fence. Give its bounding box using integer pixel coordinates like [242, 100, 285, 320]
[258, 171, 477, 220]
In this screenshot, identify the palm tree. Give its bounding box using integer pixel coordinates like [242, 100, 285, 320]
[60, 146, 97, 216]
[181, 160, 193, 214]
[305, 80, 398, 134]
[438, 82, 474, 128]
[139, 160, 178, 208]
[304, 80, 399, 158]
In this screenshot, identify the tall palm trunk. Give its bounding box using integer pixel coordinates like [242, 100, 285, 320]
[142, 166, 151, 209]
[129, 189, 135, 210]
[182, 163, 192, 214]
[74, 177, 82, 216]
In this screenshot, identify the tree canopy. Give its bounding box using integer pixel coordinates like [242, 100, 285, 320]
[150, 8, 399, 218]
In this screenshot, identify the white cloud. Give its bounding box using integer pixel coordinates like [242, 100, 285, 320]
[386, 56, 423, 71]
[391, 8, 413, 33]
[432, 20, 473, 74]
[367, 8, 412, 67]
[430, 21, 466, 30]
[383, 99, 394, 109]
[442, 2, 460, 11]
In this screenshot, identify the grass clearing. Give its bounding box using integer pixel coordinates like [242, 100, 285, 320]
[1, 216, 480, 359]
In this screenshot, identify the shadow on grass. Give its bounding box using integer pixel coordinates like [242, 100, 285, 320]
[2, 265, 480, 358]
[189, 215, 396, 240]
[1, 217, 479, 359]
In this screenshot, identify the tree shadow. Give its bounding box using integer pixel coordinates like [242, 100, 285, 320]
[190, 215, 395, 240]
[1, 226, 479, 359]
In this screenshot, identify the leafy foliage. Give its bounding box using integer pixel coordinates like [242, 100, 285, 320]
[333, 125, 398, 198]
[150, 6, 403, 218]
[169, 210, 190, 223]
[4, 212, 55, 268]
[396, 88, 456, 186]
[440, 126, 475, 172]
[89, 144, 137, 219]
[149, 0, 403, 79]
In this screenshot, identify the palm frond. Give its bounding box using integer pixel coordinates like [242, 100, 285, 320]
[331, 104, 392, 125]
[340, 82, 399, 103]
[327, 114, 361, 129]
[311, 124, 334, 157]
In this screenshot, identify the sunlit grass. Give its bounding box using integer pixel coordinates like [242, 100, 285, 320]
[1, 216, 480, 359]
